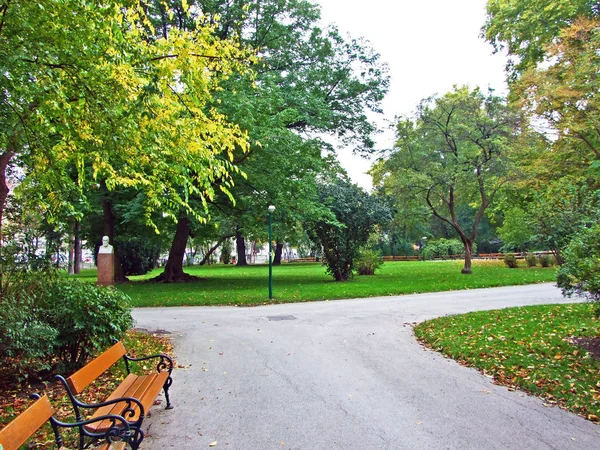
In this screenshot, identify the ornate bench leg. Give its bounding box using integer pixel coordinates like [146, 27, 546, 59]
[164, 376, 174, 410]
[127, 427, 144, 450]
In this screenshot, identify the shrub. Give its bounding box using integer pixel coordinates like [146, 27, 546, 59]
[116, 238, 161, 275]
[309, 179, 391, 281]
[557, 225, 600, 316]
[0, 272, 133, 374]
[40, 279, 133, 369]
[356, 249, 383, 275]
[525, 253, 537, 267]
[503, 253, 518, 268]
[0, 271, 59, 374]
[537, 254, 555, 267]
[422, 238, 472, 260]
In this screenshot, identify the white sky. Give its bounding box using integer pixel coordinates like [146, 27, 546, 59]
[316, 0, 508, 189]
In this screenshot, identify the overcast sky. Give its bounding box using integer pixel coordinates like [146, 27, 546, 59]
[316, 0, 508, 189]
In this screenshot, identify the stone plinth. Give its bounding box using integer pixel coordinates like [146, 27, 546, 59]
[97, 253, 115, 286]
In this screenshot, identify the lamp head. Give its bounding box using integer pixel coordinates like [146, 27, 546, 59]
[268, 205, 276, 214]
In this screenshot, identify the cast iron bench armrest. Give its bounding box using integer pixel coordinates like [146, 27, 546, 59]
[55, 375, 146, 422]
[50, 411, 133, 448]
[123, 353, 174, 375]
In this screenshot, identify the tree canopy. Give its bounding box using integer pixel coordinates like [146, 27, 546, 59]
[373, 86, 519, 273]
[308, 177, 391, 281]
[0, 0, 254, 241]
[483, 0, 600, 80]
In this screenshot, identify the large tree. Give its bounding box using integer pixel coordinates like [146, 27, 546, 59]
[515, 18, 600, 170]
[308, 177, 391, 282]
[146, 0, 389, 280]
[487, 13, 600, 263]
[374, 86, 519, 274]
[0, 1, 253, 267]
[483, 0, 600, 81]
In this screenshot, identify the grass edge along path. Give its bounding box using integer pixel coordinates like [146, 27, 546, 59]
[414, 302, 600, 423]
[99, 260, 559, 307]
[0, 330, 174, 450]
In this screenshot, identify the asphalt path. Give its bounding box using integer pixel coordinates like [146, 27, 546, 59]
[132, 283, 599, 449]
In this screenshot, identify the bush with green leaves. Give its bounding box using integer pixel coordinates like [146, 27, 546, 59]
[1, 271, 133, 374]
[525, 253, 537, 267]
[537, 254, 555, 268]
[557, 225, 600, 316]
[308, 179, 391, 281]
[40, 279, 133, 368]
[422, 238, 471, 260]
[356, 249, 383, 276]
[0, 271, 58, 373]
[503, 253, 518, 268]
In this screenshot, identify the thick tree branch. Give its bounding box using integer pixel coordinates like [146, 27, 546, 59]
[425, 185, 454, 229]
[21, 57, 73, 69]
[148, 53, 249, 63]
[199, 234, 235, 265]
[0, 0, 11, 37]
[574, 131, 600, 159]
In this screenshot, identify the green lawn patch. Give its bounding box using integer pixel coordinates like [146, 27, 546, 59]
[72, 260, 557, 307]
[414, 303, 600, 422]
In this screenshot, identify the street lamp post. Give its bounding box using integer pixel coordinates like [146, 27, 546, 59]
[421, 236, 428, 261]
[268, 205, 276, 299]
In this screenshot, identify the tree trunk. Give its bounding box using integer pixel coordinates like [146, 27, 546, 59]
[68, 223, 75, 275]
[102, 196, 128, 282]
[273, 241, 283, 265]
[199, 238, 226, 266]
[151, 215, 199, 282]
[236, 229, 248, 266]
[551, 248, 564, 266]
[0, 152, 14, 272]
[74, 221, 81, 274]
[461, 240, 473, 274]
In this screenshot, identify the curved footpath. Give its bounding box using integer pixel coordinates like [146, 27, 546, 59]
[133, 283, 599, 449]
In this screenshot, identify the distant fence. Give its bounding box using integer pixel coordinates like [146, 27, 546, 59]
[382, 255, 419, 261]
[289, 257, 318, 263]
[289, 251, 555, 264]
[383, 251, 555, 262]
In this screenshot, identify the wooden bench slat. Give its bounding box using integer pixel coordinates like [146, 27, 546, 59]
[85, 374, 140, 431]
[0, 395, 55, 450]
[68, 342, 127, 394]
[86, 372, 169, 433]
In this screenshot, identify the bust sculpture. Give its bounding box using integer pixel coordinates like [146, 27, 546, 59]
[98, 235, 114, 254]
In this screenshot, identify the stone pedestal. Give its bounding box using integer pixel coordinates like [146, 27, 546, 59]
[97, 253, 115, 286]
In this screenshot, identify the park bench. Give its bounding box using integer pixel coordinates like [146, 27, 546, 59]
[382, 255, 419, 261]
[55, 341, 174, 450]
[0, 393, 131, 450]
[291, 257, 317, 263]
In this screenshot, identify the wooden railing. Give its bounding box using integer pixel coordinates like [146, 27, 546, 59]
[382, 255, 419, 261]
[290, 257, 317, 263]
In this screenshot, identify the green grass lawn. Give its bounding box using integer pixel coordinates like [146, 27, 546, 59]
[414, 303, 600, 422]
[73, 260, 557, 307]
